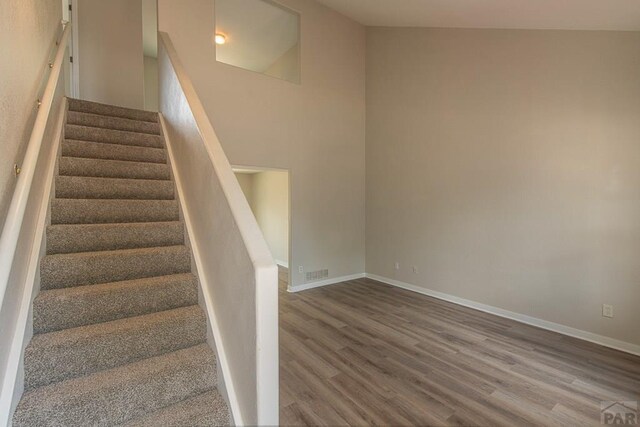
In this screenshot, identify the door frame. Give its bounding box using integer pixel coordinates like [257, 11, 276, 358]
[70, 0, 80, 98]
[232, 165, 293, 289]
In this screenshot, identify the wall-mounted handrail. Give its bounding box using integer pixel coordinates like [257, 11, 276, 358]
[0, 21, 71, 312]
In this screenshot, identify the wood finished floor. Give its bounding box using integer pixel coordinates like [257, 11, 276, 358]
[279, 270, 640, 426]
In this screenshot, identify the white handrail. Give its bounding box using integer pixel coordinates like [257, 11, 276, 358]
[0, 22, 70, 312]
[158, 32, 279, 425]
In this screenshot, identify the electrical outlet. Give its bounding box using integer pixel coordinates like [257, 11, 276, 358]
[602, 304, 614, 318]
[298, 266, 303, 274]
[412, 266, 418, 274]
[395, 262, 400, 270]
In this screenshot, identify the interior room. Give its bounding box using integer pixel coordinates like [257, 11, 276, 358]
[235, 168, 290, 274]
[1, 0, 639, 425]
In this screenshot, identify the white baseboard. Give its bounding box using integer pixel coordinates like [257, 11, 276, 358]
[366, 273, 640, 357]
[275, 260, 289, 268]
[278, 268, 640, 356]
[288, 273, 365, 293]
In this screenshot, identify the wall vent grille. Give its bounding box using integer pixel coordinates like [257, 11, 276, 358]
[305, 269, 328, 282]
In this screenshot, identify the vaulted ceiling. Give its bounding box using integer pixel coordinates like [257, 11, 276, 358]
[314, 0, 640, 31]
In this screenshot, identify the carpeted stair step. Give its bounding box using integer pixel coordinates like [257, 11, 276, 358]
[47, 222, 184, 254]
[41, 245, 191, 290]
[51, 199, 179, 224]
[123, 390, 230, 427]
[65, 125, 164, 149]
[68, 111, 161, 135]
[59, 157, 170, 180]
[62, 140, 167, 164]
[55, 176, 175, 200]
[12, 99, 230, 426]
[69, 98, 159, 123]
[33, 273, 199, 333]
[13, 344, 217, 427]
[25, 306, 207, 389]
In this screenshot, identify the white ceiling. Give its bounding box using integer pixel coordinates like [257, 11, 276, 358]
[313, 0, 640, 31]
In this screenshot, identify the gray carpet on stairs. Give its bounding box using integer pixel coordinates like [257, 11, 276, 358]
[33, 273, 199, 333]
[62, 139, 168, 163]
[41, 245, 192, 289]
[67, 110, 162, 135]
[123, 389, 231, 427]
[59, 156, 171, 180]
[51, 198, 180, 224]
[65, 124, 164, 148]
[56, 175, 175, 200]
[46, 221, 185, 254]
[67, 98, 160, 122]
[12, 98, 230, 426]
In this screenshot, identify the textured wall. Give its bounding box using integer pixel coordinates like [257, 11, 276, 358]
[366, 27, 640, 346]
[0, 0, 61, 232]
[77, 0, 144, 109]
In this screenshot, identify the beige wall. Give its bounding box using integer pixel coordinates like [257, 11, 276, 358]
[252, 171, 289, 265]
[78, 0, 144, 109]
[0, 0, 61, 232]
[264, 44, 300, 84]
[159, 0, 366, 287]
[236, 172, 290, 265]
[366, 28, 640, 346]
[144, 56, 159, 111]
[235, 173, 255, 211]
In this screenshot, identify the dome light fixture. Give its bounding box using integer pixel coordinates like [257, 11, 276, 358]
[215, 33, 227, 45]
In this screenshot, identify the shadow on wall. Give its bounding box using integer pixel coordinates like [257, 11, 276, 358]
[234, 169, 290, 268]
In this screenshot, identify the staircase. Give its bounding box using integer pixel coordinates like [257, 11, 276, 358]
[12, 99, 230, 426]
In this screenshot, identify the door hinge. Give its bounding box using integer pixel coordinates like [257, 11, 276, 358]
[69, 4, 72, 11]
[70, 56, 73, 63]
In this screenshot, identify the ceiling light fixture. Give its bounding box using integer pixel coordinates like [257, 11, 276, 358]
[214, 33, 227, 45]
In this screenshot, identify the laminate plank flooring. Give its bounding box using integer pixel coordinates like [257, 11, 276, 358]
[278, 268, 640, 426]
